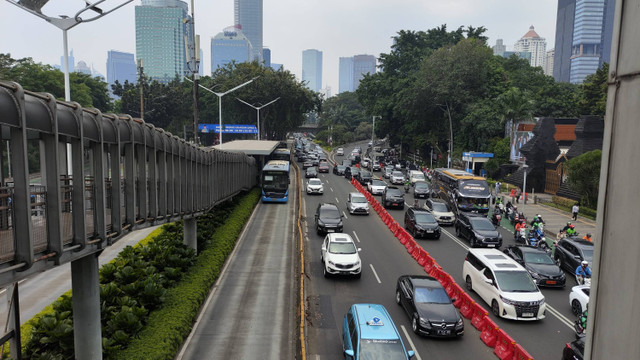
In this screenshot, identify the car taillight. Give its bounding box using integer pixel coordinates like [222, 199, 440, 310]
[565, 343, 571, 349]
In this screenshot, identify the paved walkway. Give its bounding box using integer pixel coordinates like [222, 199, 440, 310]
[496, 191, 597, 241]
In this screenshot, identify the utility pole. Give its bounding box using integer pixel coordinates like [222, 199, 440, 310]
[138, 59, 144, 120]
[186, 0, 200, 144]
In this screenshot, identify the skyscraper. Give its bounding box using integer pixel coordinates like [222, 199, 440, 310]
[211, 26, 253, 71]
[234, 0, 263, 62]
[262, 48, 271, 68]
[339, 57, 354, 93]
[513, 26, 547, 68]
[553, 0, 615, 83]
[59, 49, 75, 73]
[544, 49, 555, 76]
[107, 50, 137, 86]
[302, 49, 322, 92]
[492, 39, 506, 56]
[353, 55, 376, 90]
[135, 0, 193, 83]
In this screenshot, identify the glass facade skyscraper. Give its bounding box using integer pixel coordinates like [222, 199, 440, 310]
[211, 26, 252, 71]
[339, 57, 354, 93]
[302, 49, 322, 92]
[234, 0, 263, 62]
[353, 55, 376, 90]
[135, 0, 193, 83]
[106, 50, 137, 86]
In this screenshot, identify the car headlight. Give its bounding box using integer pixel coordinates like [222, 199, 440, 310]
[538, 298, 545, 306]
[456, 318, 464, 327]
[328, 260, 335, 266]
[500, 295, 517, 305]
[475, 233, 484, 240]
[317, 220, 325, 226]
[529, 271, 540, 279]
[355, 260, 361, 267]
[419, 317, 431, 328]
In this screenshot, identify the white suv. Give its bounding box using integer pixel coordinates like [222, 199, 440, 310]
[306, 178, 324, 195]
[463, 248, 546, 321]
[408, 170, 426, 185]
[391, 171, 405, 185]
[321, 233, 362, 278]
[336, 147, 344, 156]
[347, 192, 370, 215]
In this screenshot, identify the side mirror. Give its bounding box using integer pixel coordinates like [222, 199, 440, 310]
[357, 248, 362, 252]
[574, 255, 582, 260]
[408, 350, 415, 358]
[484, 279, 494, 285]
[344, 349, 355, 358]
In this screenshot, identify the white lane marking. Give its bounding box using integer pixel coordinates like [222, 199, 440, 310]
[352, 231, 361, 243]
[343, 211, 349, 219]
[441, 228, 470, 250]
[369, 264, 382, 284]
[330, 187, 334, 192]
[546, 304, 575, 329]
[400, 325, 423, 360]
[335, 197, 339, 203]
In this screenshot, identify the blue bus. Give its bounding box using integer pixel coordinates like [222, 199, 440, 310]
[261, 160, 290, 203]
[270, 148, 291, 162]
[431, 168, 491, 215]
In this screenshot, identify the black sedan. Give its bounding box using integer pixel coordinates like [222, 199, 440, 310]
[404, 208, 440, 239]
[395, 275, 464, 337]
[382, 186, 405, 209]
[333, 164, 347, 176]
[413, 181, 431, 199]
[503, 245, 566, 287]
[554, 237, 594, 273]
[305, 166, 318, 178]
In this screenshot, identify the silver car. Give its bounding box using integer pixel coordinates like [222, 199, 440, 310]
[391, 171, 405, 185]
[347, 192, 370, 215]
[367, 179, 387, 195]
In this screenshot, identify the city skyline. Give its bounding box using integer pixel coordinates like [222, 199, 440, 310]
[1, 1, 559, 94]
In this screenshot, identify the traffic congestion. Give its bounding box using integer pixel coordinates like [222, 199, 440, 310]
[295, 137, 585, 360]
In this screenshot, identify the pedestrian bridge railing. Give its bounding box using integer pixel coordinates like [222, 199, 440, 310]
[0, 81, 257, 288]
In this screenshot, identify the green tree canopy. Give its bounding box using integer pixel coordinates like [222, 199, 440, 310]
[566, 149, 602, 207]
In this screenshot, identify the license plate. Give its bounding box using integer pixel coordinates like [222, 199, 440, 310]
[427, 230, 434, 233]
[522, 312, 534, 317]
[487, 244, 496, 247]
[437, 330, 450, 336]
[327, 229, 335, 233]
[393, 203, 398, 206]
[547, 280, 557, 285]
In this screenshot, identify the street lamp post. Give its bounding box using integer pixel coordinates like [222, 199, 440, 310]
[372, 115, 381, 148]
[185, 76, 258, 146]
[522, 164, 529, 213]
[437, 103, 453, 168]
[236, 97, 280, 140]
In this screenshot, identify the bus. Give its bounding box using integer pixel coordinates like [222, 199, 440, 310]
[261, 160, 290, 203]
[431, 168, 491, 215]
[270, 148, 291, 162]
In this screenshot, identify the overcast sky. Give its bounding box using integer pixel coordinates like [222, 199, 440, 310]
[1, 0, 558, 94]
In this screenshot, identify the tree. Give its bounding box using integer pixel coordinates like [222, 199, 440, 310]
[579, 63, 608, 116]
[566, 150, 602, 207]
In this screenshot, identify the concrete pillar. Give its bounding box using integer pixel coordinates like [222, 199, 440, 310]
[184, 217, 197, 251]
[71, 253, 102, 360]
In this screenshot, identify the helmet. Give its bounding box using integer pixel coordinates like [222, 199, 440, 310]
[581, 260, 588, 266]
[569, 224, 575, 229]
[586, 233, 592, 237]
[567, 221, 572, 226]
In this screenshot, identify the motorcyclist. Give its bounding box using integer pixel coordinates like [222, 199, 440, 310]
[404, 179, 410, 193]
[575, 260, 592, 285]
[562, 221, 572, 232]
[515, 220, 526, 241]
[583, 233, 593, 242]
[531, 214, 545, 227]
[566, 224, 577, 236]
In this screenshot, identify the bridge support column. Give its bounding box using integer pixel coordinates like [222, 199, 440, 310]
[184, 217, 197, 251]
[71, 253, 102, 360]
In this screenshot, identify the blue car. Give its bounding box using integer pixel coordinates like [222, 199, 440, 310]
[343, 303, 415, 359]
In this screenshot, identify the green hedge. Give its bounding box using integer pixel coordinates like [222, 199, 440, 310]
[111, 188, 259, 359]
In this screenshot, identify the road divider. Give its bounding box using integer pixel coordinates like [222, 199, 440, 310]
[349, 179, 535, 360]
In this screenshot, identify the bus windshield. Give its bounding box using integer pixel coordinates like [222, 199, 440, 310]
[458, 180, 490, 197]
[262, 171, 288, 191]
[457, 197, 489, 211]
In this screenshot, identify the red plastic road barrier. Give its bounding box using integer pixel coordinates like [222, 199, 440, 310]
[389, 220, 398, 234]
[405, 239, 417, 253]
[411, 245, 421, 260]
[493, 329, 516, 360]
[512, 343, 534, 360]
[450, 284, 464, 308]
[444, 274, 457, 296]
[398, 229, 409, 245]
[423, 257, 438, 276]
[417, 248, 429, 266]
[393, 223, 403, 238]
[479, 317, 499, 348]
[459, 294, 474, 319]
[471, 303, 489, 330]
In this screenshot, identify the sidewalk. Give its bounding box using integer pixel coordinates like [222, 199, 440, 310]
[496, 191, 597, 240]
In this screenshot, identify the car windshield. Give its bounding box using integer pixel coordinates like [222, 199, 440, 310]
[414, 287, 451, 304]
[262, 172, 288, 191]
[523, 252, 555, 265]
[494, 271, 539, 292]
[308, 179, 322, 185]
[352, 168, 360, 174]
[415, 213, 437, 224]
[412, 173, 425, 181]
[337, 165, 346, 171]
[372, 180, 386, 187]
[392, 171, 403, 177]
[432, 202, 450, 212]
[415, 182, 428, 189]
[361, 171, 371, 178]
[328, 241, 356, 254]
[359, 339, 407, 360]
[457, 196, 489, 211]
[387, 189, 403, 197]
[470, 218, 495, 231]
[320, 208, 341, 219]
[581, 249, 594, 263]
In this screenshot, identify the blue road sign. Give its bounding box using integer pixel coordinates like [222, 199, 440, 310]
[199, 124, 257, 134]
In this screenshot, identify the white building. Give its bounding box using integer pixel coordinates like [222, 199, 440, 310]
[513, 25, 547, 68]
[544, 49, 555, 76]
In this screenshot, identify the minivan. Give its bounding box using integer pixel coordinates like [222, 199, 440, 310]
[343, 303, 415, 360]
[462, 248, 546, 321]
[408, 170, 426, 185]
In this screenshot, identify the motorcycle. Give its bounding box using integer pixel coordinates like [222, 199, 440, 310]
[491, 208, 502, 226]
[526, 229, 551, 254]
[576, 275, 592, 286]
[574, 309, 588, 339]
[514, 226, 527, 243]
[404, 183, 410, 193]
[510, 211, 525, 226]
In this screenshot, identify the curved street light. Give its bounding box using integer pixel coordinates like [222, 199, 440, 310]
[236, 97, 280, 140]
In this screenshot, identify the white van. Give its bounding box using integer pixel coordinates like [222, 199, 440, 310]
[408, 170, 426, 185]
[462, 248, 546, 321]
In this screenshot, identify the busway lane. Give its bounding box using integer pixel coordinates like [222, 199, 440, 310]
[302, 159, 496, 360]
[380, 181, 577, 360]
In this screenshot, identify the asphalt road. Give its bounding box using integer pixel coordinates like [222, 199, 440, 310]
[178, 189, 297, 359]
[302, 142, 578, 360]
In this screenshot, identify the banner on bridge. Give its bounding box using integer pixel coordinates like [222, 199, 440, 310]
[199, 124, 258, 134]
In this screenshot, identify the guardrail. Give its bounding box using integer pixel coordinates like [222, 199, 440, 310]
[0, 81, 258, 288]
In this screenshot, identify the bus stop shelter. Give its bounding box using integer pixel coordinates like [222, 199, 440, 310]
[462, 152, 494, 177]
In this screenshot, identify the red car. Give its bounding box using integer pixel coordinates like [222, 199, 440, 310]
[318, 162, 330, 173]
